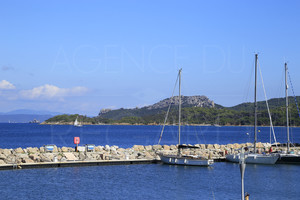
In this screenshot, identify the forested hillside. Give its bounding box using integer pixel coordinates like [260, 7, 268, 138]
[44, 96, 300, 126]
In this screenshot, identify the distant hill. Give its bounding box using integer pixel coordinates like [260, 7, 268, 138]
[227, 96, 300, 112]
[0, 114, 54, 123]
[98, 95, 215, 120]
[144, 95, 214, 110]
[0, 109, 63, 123]
[1, 109, 62, 116]
[45, 95, 300, 126]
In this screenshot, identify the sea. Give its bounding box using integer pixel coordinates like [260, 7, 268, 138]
[0, 123, 299, 199]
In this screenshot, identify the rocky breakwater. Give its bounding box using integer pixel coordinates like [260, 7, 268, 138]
[0, 142, 298, 166]
[0, 145, 159, 165]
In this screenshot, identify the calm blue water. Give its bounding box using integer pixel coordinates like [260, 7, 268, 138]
[0, 163, 299, 199]
[1, 124, 300, 199]
[0, 123, 299, 148]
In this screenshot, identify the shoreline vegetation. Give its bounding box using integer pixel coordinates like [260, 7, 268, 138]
[40, 121, 300, 128]
[43, 96, 300, 126]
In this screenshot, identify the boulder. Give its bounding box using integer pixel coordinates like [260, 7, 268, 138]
[0, 160, 6, 165]
[78, 153, 85, 160]
[29, 154, 40, 162]
[84, 153, 95, 160]
[110, 146, 117, 152]
[145, 145, 153, 151]
[233, 143, 241, 149]
[144, 151, 154, 159]
[16, 154, 29, 159]
[131, 152, 139, 158]
[112, 145, 119, 149]
[133, 145, 144, 151]
[163, 145, 170, 151]
[94, 146, 101, 152]
[0, 154, 6, 160]
[170, 145, 177, 150]
[64, 153, 77, 160]
[246, 143, 252, 147]
[14, 148, 24, 154]
[5, 155, 16, 164]
[93, 154, 102, 160]
[214, 144, 220, 149]
[60, 157, 67, 162]
[61, 147, 69, 152]
[104, 145, 110, 151]
[105, 155, 112, 160]
[39, 147, 45, 153]
[256, 142, 263, 148]
[22, 158, 34, 163]
[137, 152, 145, 159]
[152, 145, 162, 151]
[39, 154, 52, 162]
[57, 154, 63, 161]
[98, 154, 104, 160]
[69, 147, 75, 152]
[220, 145, 226, 150]
[27, 147, 39, 154]
[117, 148, 125, 153]
[263, 143, 271, 148]
[110, 150, 117, 155]
[206, 144, 214, 149]
[182, 150, 191, 155]
[44, 153, 55, 161]
[52, 146, 58, 153]
[1, 149, 11, 156]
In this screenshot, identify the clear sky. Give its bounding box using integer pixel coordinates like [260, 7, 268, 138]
[0, 1, 300, 116]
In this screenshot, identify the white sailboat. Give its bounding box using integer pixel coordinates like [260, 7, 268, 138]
[158, 69, 214, 166]
[74, 116, 83, 127]
[226, 54, 279, 164]
[276, 63, 300, 164]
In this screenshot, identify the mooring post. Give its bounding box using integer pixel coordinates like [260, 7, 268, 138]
[239, 148, 246, 200]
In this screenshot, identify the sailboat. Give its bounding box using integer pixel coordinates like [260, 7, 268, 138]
[226, 54, 279, 164]
[276, 63, 300, 164]
[74, 116, 83, 127]
[158, 69, 214, 166]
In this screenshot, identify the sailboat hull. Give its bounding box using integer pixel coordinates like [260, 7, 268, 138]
[226, 153, 279, 164]
[159, 154, 213, 166]
[276, 154, 300, 164]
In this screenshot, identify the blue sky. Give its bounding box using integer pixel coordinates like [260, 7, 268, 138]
[0, 1, 300, 116]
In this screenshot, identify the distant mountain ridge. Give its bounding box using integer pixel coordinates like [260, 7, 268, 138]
[227, 96, 300, 112]
[145, 95, 214, 110]
[0, 109, 63, 123]
[98, 95, 215, 120]
[0, 114, 53, 123]
[45, 95, 300, 126]
[0, 109, 62, 116]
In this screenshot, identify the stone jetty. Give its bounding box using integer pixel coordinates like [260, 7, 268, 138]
[0, 143, 298, 169]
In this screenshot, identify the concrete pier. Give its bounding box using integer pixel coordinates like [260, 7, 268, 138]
[0, 159, 161, 170]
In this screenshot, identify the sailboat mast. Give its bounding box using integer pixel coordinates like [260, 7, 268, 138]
[285, 63, 290, 152]
[178, 69, 182, 145]
[254, 54, 258, 154]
